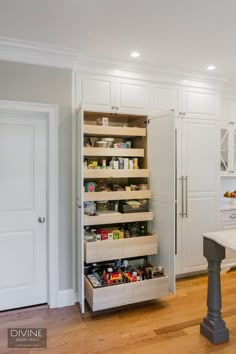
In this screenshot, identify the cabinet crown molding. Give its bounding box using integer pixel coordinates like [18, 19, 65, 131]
[0, 36, 229, 89]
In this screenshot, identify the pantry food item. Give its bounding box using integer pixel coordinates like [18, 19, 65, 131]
[102, 138, 114, 147]
[95, 140, 108, 148]
[96, 117, 109, 126]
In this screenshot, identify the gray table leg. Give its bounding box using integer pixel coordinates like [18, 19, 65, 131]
[200, 237, 229, 344]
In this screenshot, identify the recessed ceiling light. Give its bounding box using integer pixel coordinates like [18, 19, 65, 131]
[130, 51, 140, 58]
[207, 65, 216, 71]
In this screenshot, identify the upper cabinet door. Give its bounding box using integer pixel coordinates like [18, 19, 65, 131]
[150, 85, 180, 114]
[221, 97, 236, 122]
[182, 87, 219, 120]
[77, 75, 115, 112]
[115, 78, 149, 114]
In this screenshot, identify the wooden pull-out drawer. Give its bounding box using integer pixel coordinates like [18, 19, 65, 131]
[84, 275, 168, 312]
[84, 234, 158, 263]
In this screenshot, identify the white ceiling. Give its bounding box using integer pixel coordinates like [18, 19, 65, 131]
[0, 0, 236, 82]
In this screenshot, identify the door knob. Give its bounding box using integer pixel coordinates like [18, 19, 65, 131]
[38, 216, 46, 223]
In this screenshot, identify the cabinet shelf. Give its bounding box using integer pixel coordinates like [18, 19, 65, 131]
[84, 211, 153, 226]
[84, 234, 158, 263]
[84, 147, 144, 157]
[84, 169, 149, 179]
[84, 124, 146, 137]
[84, 190, 151, 201]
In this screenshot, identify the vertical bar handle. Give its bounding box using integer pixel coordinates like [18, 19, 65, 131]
[179, 176, 184, 217]
[184, 176, 188, 217]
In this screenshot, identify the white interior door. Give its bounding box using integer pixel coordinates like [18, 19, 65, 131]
[0, 111, 47, 311]
[148, 111, 176, 293]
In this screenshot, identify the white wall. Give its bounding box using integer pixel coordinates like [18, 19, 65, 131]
[0, 60, 73, 291]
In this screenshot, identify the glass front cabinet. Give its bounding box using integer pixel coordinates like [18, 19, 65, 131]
[220, 122, 236, 175]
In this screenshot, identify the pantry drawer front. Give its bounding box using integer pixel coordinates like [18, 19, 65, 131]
[84, 275, 169, 311]
[84, 235, 158, 263]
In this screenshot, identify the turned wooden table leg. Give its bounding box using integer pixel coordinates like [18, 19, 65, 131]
[200, 237, 229, 344]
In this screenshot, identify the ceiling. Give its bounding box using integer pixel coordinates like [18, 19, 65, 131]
[0, 0, 236, 83]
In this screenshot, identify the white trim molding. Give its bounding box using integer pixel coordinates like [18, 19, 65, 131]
[57, 289, 76, 308]
[0, 36, 228, 88]
[0, 37, 79, 69]
[0, 100, 59, 308]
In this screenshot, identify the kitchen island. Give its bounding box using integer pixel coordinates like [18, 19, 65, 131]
[200, 229, 236, 344]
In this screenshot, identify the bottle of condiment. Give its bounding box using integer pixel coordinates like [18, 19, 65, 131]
[139, 225, 145, 236]
[133, 158, 139, 169]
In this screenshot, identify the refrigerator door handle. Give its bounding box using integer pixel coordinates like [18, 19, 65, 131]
[184, 176, 188, 217]
[179, 176, 184, 217]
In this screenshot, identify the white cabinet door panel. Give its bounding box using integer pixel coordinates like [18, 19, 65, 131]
[0, 114, 47, 311]
[182, 197, 217, 272]
[151, 85, 179, 114]
[76, 108, 84, 314]
[116, 79, 148, 114]
[182, 88, 218, 119]
[148, 112, 175, 292]
[78, 76, 115, 111]
[182, 119, 217, 193]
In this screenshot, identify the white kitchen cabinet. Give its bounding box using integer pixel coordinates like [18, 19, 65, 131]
[219, 121, 236, 176]
[77, 75, 115, 112]
[77, 74, 149, 114]
[176, 118, 219, 275]
[181, 87, 219, 120]
[221, 97, 236, 122]
[115, 78, 149, 114]
[150, 85, 219, 120]
[150, 84, 180, 114]
[76, 109, 175, 313]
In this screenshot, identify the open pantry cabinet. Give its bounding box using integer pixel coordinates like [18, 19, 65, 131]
[76, 107, 175, 313]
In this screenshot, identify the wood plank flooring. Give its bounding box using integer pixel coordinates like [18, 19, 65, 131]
[1, 270, 236, 353]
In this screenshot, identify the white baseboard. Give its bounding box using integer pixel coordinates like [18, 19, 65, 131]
[74, 292, 79, 303]
[57, 289, 76, 308]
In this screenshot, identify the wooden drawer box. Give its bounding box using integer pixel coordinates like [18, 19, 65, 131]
[84, 275, 168, 311]
[84, 235, 158, 263]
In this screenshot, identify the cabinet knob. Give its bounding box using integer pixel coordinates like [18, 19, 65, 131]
[111, 106, 115, 109]
[183, 112, 186, 115]
[116, 106, 119, 110]
[179, 112, 182, 115]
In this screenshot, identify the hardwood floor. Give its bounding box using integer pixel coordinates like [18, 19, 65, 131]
[1, 270, 236, 353]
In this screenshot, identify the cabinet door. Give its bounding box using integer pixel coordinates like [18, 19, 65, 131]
[220, 123, 236, 175]
[221, 99, 230, 121]
[148, 111, 175, 293]
[221, 98, 236, 122]
[77, 75, 115, 112]
[182, 87, 219, 120]
[220, 126, 230, 174]
[232, 128, 236, 172]
[178, 119, 219, 273]
[150, 85, 180, 114]
[115, 78, 149, 114]
[76, 108, 84, 313]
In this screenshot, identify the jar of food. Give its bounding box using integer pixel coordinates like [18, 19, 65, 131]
[102, 138, 114, 148]
[95, 141, 108, 148]
[96, 200, 109, 211]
